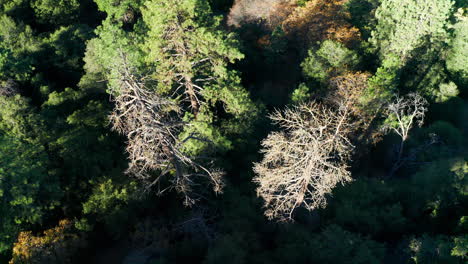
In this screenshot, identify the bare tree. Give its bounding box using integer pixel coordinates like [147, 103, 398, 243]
[253, 101, 354, 221]
[382, 93, 428, 177]
[110, 61, 224, 206]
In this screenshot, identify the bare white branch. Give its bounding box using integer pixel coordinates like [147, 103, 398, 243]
[109, 58, 224, 206]
[253, 101, 354, 221]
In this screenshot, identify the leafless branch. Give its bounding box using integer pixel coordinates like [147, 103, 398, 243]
[382, 93, 428, 177]
[253, 101, 354, 221]
[109, 57, 224, 206]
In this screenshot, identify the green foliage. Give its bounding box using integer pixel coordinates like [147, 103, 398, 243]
[275, 225, 385, 264]
[451, 235, 468, 259]
[141, 0, 258, 155]
[0, 0, 467, 262]
[94, 0, 142, 20]
[81, 17, 143, 91]
[311, 225, 385, 264]
[290, 83, 311, 103]
[362, 53, 400, 104]
[425, 121, 464, 146]
[408, 235, 459, 264]
[446, 9, 468, 81]
[264, 26, 288, 64]
[41, 88, 125, 201]
[0, 15, 38, 83]
[329, 179, 407, 237]
[80, 179, 138, 237]
[203, 234, 247, 264]
[345, 0, 380, 39]
[45, 24, 92, 74]
[301, 40, 359, 82]
[0, 96, 61, 253]
[31, 0, 80, 24]
[371, 0, 454, 60]
[436, 82, 459, 103]
[0, 95, 45, 142]
[410, 158, 467, 218]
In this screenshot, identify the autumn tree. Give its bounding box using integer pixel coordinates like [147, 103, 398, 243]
[9, 219, 86, 264]
[282, 0, 361, 47]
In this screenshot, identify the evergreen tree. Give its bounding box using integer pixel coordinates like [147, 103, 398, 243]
[371, 0, 453, 61]
[141, 0, 258, 155]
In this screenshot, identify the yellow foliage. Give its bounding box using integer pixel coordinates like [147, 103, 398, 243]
[10, 219, 85, 264]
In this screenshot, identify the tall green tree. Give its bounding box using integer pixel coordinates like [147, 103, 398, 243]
[446, 9, 468, 82]
[0, 95, 61, 254]
[141, 0, 257, 155]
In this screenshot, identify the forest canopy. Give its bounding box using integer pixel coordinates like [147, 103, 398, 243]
[0, 0, 467, 263]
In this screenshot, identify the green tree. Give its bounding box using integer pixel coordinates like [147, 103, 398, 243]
[203, 234, 247, 264]
[274, 225, 385, 264]
[94, 0, 142, 21]
[446, 9, 468, 82]
[79, 179, 138, 238]
[80, 17, 143, 91]
[31, 0, 80, 25]
[301, 39, 360, 82]
[40, 88, 125, 206]
[408, 235, 460, 264]
[0, 95, 61, 253]
[0, 15, 37, 82]
[140, 0, 258, 154]
[407, 158, 467, 224]
[329, 179, 407, 237]
[371, 0, 454, 61]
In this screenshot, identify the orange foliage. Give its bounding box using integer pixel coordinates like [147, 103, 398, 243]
[329, 72, 370, 106]
[10, 219, 86, 264]
[282, 0, 361, 47]
[329, 72, 383, 146]
[257, 35, 271, 47]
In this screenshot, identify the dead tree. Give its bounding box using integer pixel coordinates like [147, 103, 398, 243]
[253, 101, 354, 221]
[227, 0, 295, 29]
[110, 61, 224, 206]
[382, 93, 428, 177]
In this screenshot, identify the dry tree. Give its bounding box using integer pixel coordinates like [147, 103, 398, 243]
[282, 0, 361, 47]
[253, 100, 355, 221]
[227, 0, 295, 29]
[328, 72, 384, 144]
[383, 93, 428, 144]
[253, 71, 374, 221]
[109, 60, 224, 206]
[382, 93, 428, 177]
